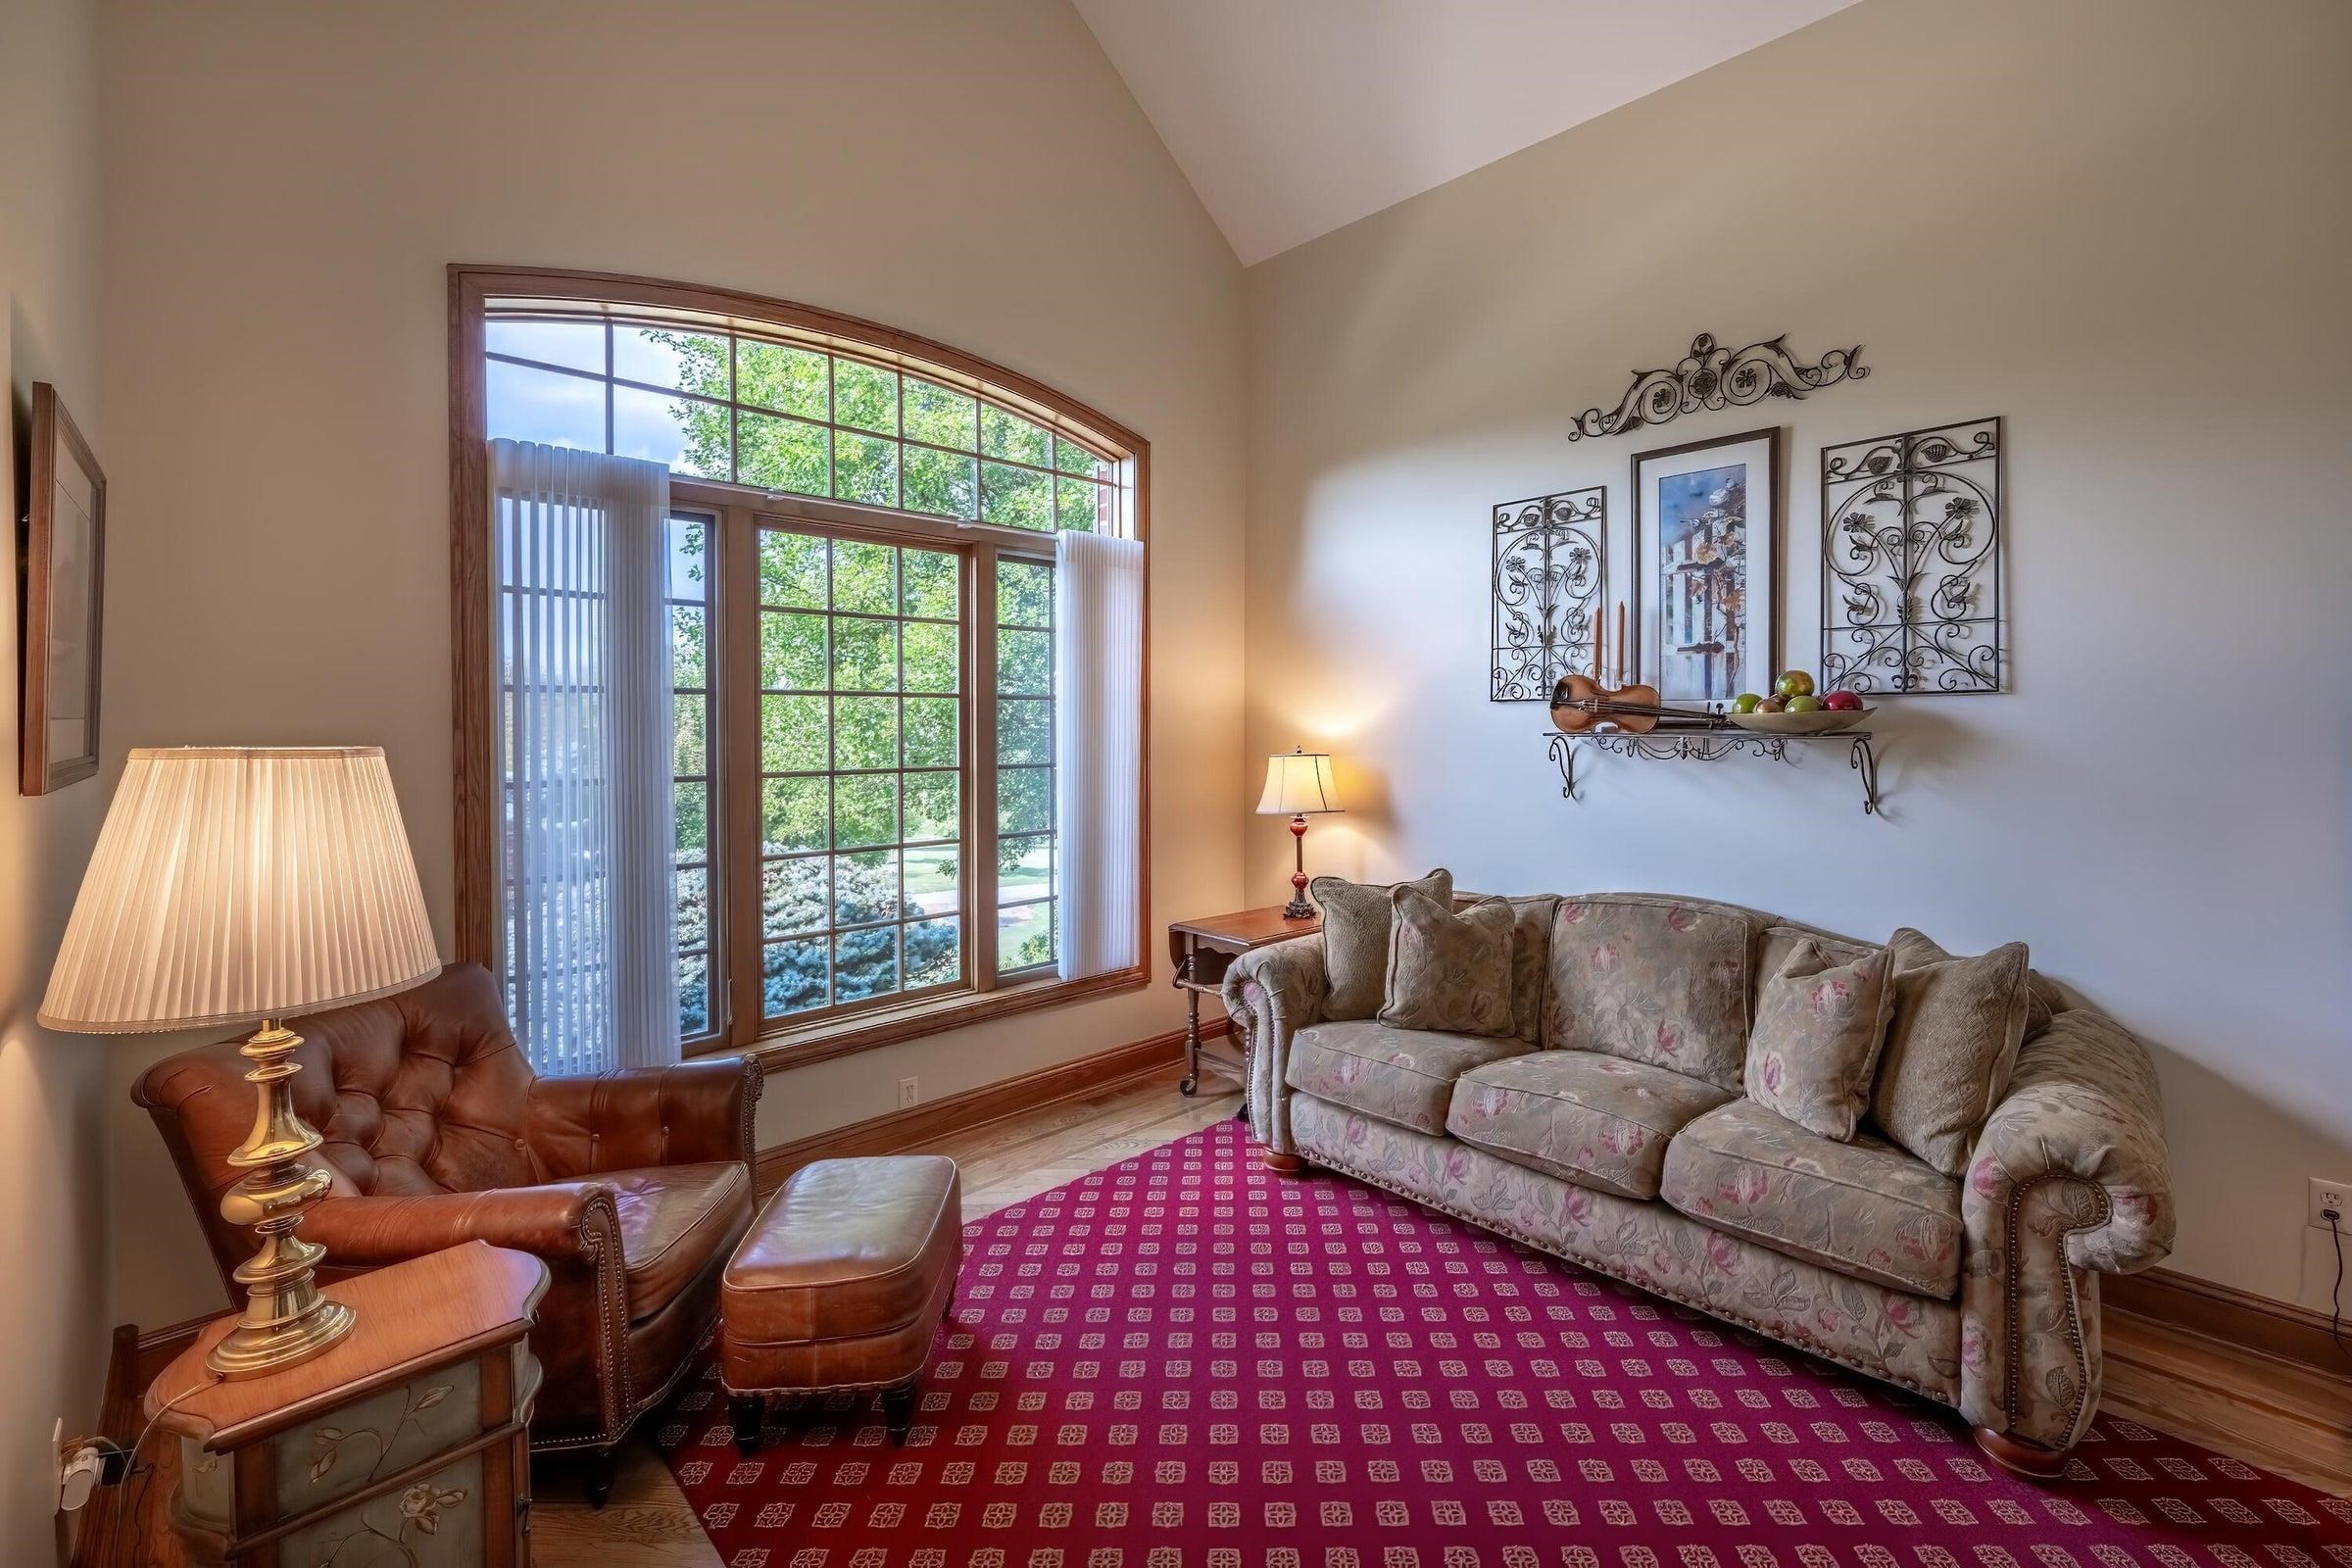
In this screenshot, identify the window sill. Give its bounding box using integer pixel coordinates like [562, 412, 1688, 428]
[706, 964, 1151, 1074]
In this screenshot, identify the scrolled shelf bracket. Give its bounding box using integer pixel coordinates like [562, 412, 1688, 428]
[1542, 729, 1886, 818]
[1850, 735, 1882, 816]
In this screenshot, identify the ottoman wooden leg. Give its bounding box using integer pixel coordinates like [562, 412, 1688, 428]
[732, 1395, 766, 1455]
[883, 1382, 917, 1446]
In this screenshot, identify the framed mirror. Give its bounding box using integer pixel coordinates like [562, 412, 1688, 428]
[22, 382, 106, 795]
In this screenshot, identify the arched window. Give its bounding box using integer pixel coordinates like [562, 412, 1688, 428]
[450, 267, 1148, 1067]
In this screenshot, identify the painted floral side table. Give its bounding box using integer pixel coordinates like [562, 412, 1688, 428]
[145, 1241, 548, 1568]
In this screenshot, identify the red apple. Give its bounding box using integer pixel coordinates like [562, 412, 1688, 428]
[1823, 690, 1864, 711]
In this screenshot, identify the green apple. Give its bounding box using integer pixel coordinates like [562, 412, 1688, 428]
[1786, 694, 1824, 713]
[1775, 670, 1815, 698]
[1731, 693, 1762, 713]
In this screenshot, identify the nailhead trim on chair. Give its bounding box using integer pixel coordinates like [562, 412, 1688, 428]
[529, 1187, 628, 1454]
[531, 1056, 764, 1453]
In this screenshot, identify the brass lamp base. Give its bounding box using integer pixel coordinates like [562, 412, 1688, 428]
[209, 1021, 356, 1379]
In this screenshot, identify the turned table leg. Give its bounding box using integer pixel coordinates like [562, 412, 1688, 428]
[1179, 940, 1202, 1096]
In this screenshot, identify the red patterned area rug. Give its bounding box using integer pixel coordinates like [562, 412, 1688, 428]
[657, 1119, 2350, 1568]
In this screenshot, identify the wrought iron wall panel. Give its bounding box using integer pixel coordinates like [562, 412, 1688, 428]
[1820, 416, 2003, 695]
[1491, 487, 1604, 702]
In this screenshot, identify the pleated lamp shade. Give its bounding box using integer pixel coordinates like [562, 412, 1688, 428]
[40, 746, 441, 1033]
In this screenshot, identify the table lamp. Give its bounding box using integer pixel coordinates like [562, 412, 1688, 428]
[42, 747, 440, 1378]
[1257, 747, 1342, 919]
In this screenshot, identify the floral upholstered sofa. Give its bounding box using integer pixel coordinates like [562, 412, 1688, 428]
[1221, 891, 2174, 1474]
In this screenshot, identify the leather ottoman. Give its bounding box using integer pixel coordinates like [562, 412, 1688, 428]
[720, 1153, 961, 1449]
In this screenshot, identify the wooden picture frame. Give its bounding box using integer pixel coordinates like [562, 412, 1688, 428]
[21, 383, 106, 795]
[1631, 425, 1781, 705]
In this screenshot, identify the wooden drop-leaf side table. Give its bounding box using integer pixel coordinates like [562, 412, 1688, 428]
[144, 1241, 548, 1568]
[1168, 905, 1321, 1102]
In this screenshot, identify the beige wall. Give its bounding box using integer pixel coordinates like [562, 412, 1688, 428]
[0, 0, 110, 1558]
[95, 0, 1247, 1329]
[1241, 0, 2352, 1308]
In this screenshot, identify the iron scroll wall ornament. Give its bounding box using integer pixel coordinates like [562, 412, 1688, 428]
[1820, 416, 2003, 695]
[1491, 486, 1604, 702]
[1566, 333, 1869, 442]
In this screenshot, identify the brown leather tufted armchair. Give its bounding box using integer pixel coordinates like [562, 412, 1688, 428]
[133, 962, 760, 1495]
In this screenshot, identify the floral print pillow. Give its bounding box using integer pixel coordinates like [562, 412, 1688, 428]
[1378, 889, 1515, 1037]
[1743, 937, 1896, 1140]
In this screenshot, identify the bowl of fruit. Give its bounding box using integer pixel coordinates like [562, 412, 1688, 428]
[1725, 672, 1871, 733]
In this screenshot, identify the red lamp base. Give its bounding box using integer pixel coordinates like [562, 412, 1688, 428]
[1283, 815, 1316, 919]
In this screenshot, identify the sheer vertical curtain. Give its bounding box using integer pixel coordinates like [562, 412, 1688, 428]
[492, 439, 678, 1074]
[1054, 530, 1144, 977]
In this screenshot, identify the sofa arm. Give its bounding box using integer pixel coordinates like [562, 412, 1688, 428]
[1958, 1007, 2175, 1452]
[524, 1055, 762, 1178]
[1221, 936, 1329, 1158]
[304, 1182, 623, 1270]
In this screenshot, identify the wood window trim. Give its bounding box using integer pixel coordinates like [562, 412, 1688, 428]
[451, 265, 1152, 1071]
[715, 963, 1149, 1075]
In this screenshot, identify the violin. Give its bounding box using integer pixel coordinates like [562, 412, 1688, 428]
[1547, 673, 1718, 735]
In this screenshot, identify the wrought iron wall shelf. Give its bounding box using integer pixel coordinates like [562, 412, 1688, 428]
[1544, 729, 1883, 816]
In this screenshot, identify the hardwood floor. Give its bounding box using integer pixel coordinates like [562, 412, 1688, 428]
[531, 1066, 2352, 1565]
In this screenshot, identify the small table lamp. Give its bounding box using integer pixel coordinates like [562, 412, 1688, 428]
[1257, 747, 1342, 920]
[42, 747, 440, 1379]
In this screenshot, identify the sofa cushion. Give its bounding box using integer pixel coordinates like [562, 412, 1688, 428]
[1661, 1100, 1963, 1298]
[1379, 889, 1516, 1036]
[1310, 868, 1453, 1020]
[1544, 896, 1752, 1090]
[1870, 929, 2034, 1175]
[1286, 1019, 1528, 1135]
[1447, 1051, 1734, 1200]
[1744, 938, 1897, 1140]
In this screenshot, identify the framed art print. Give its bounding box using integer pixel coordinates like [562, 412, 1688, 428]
[1633, 426, 1779, 705]
[21, 382, 107, 795]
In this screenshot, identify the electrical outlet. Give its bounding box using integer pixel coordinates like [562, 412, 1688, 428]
[900, 1076, 919, 1109]
[2312, 1177, 2350, 1229]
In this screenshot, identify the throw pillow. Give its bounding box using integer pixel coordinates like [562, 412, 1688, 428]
[1869, 927, 2034, 1174]
[1744, 937, 1896, 1140]
[1378, 888, 1515, 1037]
[1311, 867, 1453, 1020]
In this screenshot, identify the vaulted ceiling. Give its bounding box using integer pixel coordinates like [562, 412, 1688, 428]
[1071, 0, 1860, 267]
